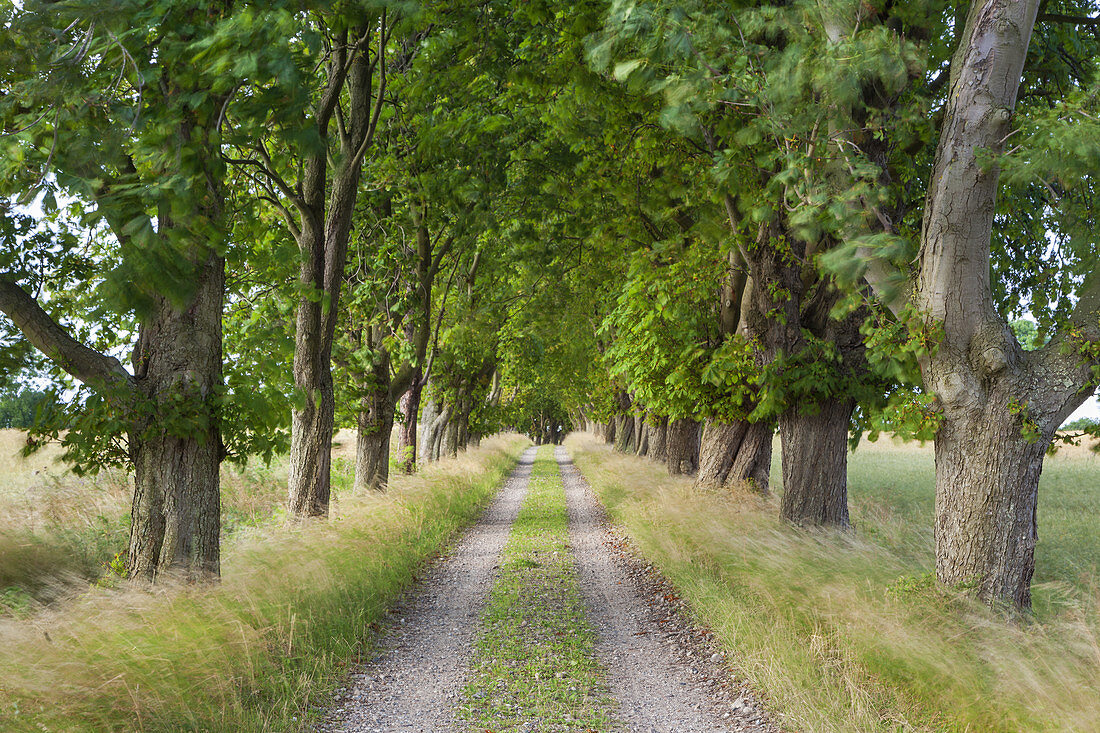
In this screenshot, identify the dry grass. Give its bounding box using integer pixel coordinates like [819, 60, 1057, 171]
[568, 432, 1100, 732]
[0, 427, 397, 601]
[0, 430, 132, 597]
[0, 433, 527, 732]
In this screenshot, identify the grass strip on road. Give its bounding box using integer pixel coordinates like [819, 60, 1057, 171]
[461, 445, 616, 732]
[0, 435, 527, 733]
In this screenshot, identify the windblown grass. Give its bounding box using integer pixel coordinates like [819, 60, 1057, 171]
[0, 430, 132, 598]
[0, 428, 372, 603]
[568, 433, 1100, 732]
[0, 433, 527, 732]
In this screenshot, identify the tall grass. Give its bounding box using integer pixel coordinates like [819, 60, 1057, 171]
[0, 430, 132, 598]
[0, 428, 374, 602]
[568, 433, 1100, 732]
[0, 434, 526, 732]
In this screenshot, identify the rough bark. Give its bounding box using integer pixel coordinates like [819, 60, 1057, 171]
[613, 413, 635, 453]
[355, 399, 394, 491]
[429, 404, 450, 461]
[933, 385, 1042, 607]
[696, 420, 748, 487]
[602, 419, 616, 444]
[635, 416, 649, 457]
[648, 417, 668, 463]
[695, 418, 773, 494]
[728, 420, 774, 493]
[666, 418, 700, 476]
[127, 250, 224, 580]
[354, 350, 396, 492]
[443, 420, 459, 457]
[778, 398, 853, 527]
[397, 376, 422, 474]
[419, 393, 439, 462]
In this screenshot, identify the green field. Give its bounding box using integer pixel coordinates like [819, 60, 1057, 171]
[839, 435, 1100, 595]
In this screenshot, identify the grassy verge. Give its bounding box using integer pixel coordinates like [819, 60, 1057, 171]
[460, 445, 615, 731]
[567, 433, 1100, 733]
[0, 434, 527, 732]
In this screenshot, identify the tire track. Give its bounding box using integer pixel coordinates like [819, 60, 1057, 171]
[558, 445, 778, 733]
[322, 446, 536, 732]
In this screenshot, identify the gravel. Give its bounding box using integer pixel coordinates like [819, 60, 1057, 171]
[320, 446, 536, 733]
[556, 445, 781, 733]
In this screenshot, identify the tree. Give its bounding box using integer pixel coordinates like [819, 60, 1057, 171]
[226, 4, 397, 515]
[0, 385, 51, 429]
[856, 0, 1100, 608]
[0, 0, 268, 580]
[592, 0, 932, 522]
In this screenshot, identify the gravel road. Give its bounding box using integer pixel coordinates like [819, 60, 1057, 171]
[322, 444, 780, 732]
[321, 446, 536, 733]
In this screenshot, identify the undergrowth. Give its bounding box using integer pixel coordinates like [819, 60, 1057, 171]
[0, 434, 527, 732]
[567, 433, 1100, 733]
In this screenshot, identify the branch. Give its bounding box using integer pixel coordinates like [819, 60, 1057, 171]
[315, 29, 349, 131]
[0, 278, 135, 391]
[226, 160, 302, 239]
[429, 230, 461, 281]
[721, 194, 753, 266]
[252, 142, 308, 216]
[1039, 12, 1100, 26]
[351, 13, 389, 169]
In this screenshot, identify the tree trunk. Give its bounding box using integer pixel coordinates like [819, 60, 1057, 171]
[428, 404, 450, 461]
[666, 418, 699, 476]
[635, 416, 649, 456]
[649, 417, 668, 463]
[456, 399, 471, 450]
[288, 367, 334, 516]
[932, 387, 1051, 608]
[602, 419, 616, 444]
[443, 417, 460, 457]
[729, 420, 774, 494]
[418, 393, 438, 463]
[779, 398, 854, 527]
[286, 31, 383, 518]
[397, 377, 423, 474]
[696, 419, 749, 488]
[127, 253, 224, 581]
[904, 0, 1075, 609]
[613, 412, 635, 453]
[354, 382, 395, 491]
[697, 418, 774, 494]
